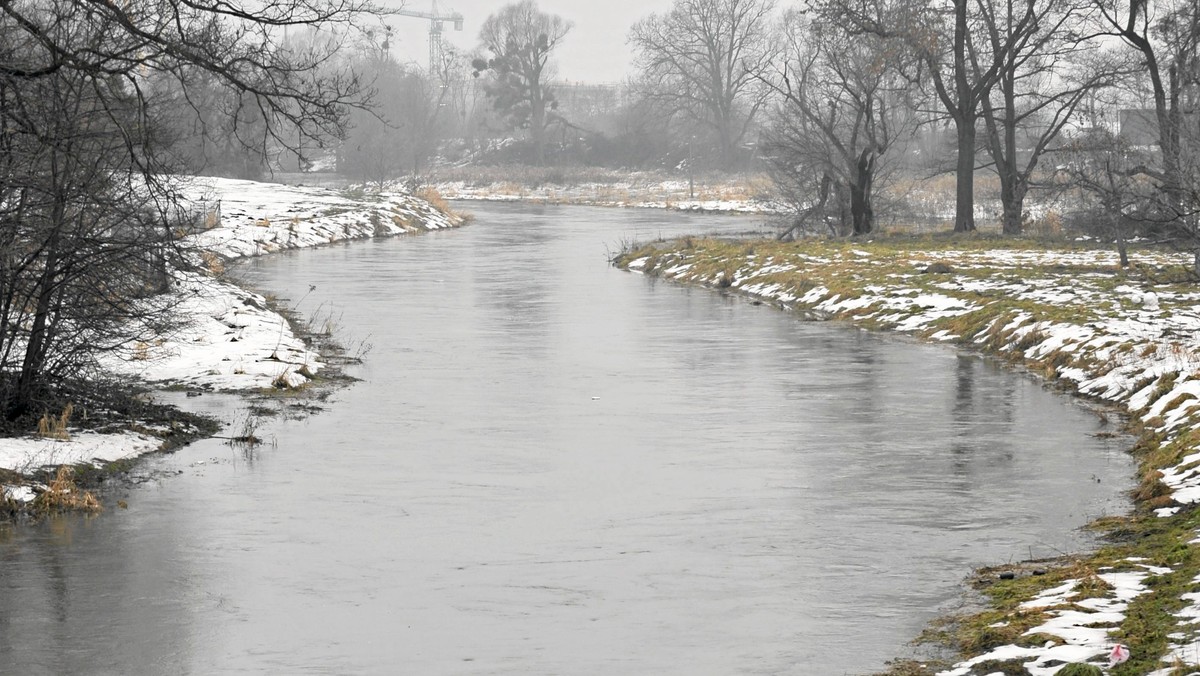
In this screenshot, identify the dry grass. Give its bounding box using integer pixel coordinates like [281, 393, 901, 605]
[202, 208, 220, 230]
[201, 251, 225, 275]
[36, 403, 72, 440]
[415, 186, 473, 223]
[416, 186, 451, 213]
[429, 165, 775, 205]
[1027, 210, 1064, 238]
[390, 213, 415, 231]
[429, 164, 627, 188]
[271, 369, 298, 390]
[32, 466, 102, 514]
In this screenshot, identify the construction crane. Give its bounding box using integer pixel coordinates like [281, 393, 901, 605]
[390, 2, 464, 73]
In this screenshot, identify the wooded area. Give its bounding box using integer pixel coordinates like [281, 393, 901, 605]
[335, 0, 1200, 252]
[2, 0, 1199, 424]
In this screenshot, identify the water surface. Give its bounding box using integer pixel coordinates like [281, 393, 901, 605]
[0, 203, 1132, 674]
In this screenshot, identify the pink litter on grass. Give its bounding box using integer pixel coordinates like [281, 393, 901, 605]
[1109, 643, 1130, 666]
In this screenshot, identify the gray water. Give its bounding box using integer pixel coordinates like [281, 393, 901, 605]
[0, 203, 1132, 675]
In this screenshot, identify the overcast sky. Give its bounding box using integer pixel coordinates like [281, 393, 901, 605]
[383, 0, 675, 83]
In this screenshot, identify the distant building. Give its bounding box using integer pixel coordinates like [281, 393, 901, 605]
[549, 82, 625, 127]
[1120, 108, 1160, 146]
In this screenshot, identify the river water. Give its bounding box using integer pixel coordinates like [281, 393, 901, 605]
[1, 203, 1132, 675]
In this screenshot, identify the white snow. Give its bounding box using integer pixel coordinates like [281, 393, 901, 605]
[432, 177, 782, 215]
[2, 485, 35, 503]
[0, 430, 161, 473]
[937, 567, 1154, 676]
[98, 271, 319, 391]
[0, 177, 462, 474]
[627, 240, 1200, 673]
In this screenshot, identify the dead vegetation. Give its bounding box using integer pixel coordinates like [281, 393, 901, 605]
[36, 403, 73, 440]
[31, 466, 102, 514]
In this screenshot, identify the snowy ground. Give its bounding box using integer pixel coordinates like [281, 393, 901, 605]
[0, 177, 462, 482]
[432, 176, 784, 214]
[621, 240, 1200, 674]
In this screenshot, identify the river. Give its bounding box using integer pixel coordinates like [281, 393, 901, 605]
[0, 202, 1133, 675]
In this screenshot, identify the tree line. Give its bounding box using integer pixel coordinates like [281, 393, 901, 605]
[339, 0, 1197, 256]
[1, 0, 1197, 426]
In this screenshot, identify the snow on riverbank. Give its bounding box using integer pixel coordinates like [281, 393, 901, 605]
[939, 563, 1162, 676]
[620, 239, 1200, 673]
[432, 177, 784, 214]
[99, 271, 319, 392]
[185, 177, 460, 257]
[97, 177, 462, 393]
[0, 177, 462, 476]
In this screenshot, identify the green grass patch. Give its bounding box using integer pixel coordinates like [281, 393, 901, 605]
[614, 232, 1200, 673]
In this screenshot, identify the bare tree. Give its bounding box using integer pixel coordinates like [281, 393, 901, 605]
[1096, 0, 1196, 201]
[0, 0, 369, 422]
[0, 70, 184, 420]
[629, 0, 775, 170]
[973, 0, 1121, 235]
[764, 6, 915, 237]
[342, 53, 455, 186]
[471, 0, 571, 166]
[1060, 128, 1157, 267]
[152, 67, 274, 179]
[827, 0, 1023, 232]
[1094, 0, 1200, 270]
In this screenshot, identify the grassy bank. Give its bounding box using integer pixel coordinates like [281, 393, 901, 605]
[615, 234, 1200, 675]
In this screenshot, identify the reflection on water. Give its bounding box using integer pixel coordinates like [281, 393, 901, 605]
[0, 203, 1132, 675]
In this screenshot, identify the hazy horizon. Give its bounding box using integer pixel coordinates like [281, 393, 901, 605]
[380, 0, 675, 83]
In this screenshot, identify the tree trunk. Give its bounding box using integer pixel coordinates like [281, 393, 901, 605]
[1105, 193, 1129, 268]
[850, 150, 875, 236]
[15, 244, 60, 418]
[529, 67, 547, 166]
[12, 176, 68, 418]
[1125, 28, 1181, 212]
[1116, 224, 1129, 268]
[998, 72, 1024, 236]
[954, 117, 977, 232]
[719, 122, 735, 171]
[1000, 180, 1026, 236]
[849, 185, 872, 236]
[531, 102, 546, 166]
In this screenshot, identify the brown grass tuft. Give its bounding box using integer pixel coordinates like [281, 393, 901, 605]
[416, 186, 451, 213]
[201, 251, 225, 275]
[33, 466, 102, 514]
[37, 403, 73, 440]
[202, 208, 220, 230]
[1132, 470, 1173, 503]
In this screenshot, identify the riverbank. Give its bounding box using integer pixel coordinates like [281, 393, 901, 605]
[423, 166, 1036, 230]
[426, 166, 783, 214]
[614, 236, 1200, 674]
[0, 177, 464, 509]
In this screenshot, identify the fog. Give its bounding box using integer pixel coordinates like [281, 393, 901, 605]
[381, 0, 673, 83]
